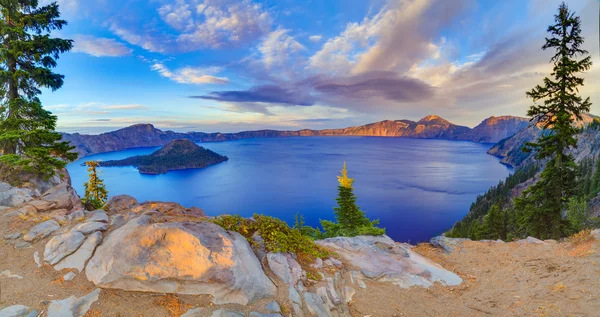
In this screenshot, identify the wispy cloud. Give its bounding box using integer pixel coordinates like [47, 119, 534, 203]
[72, 35, 132, 57]
[308, 35, 323, 42]
[151, 63, 229, 85]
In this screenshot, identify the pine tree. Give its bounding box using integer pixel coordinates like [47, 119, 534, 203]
[515, 2, 592, 239]
[482, 203, 507, 240]
[0, 0, 77, 178]
[321, 162, 384, 237]
[82, 161, 108, 210]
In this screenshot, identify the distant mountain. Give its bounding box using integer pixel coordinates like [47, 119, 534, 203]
[98, 139, 228, 174]
[62, 115, 529, 157]
[488, 113, 598, 168]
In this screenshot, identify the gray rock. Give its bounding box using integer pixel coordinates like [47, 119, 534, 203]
[23, 311, 38, 317]
[34, 251, 42, 268]
[343, 286, 355, 303]
[14, 241, 32, 249]
[518, 236, 546, 244]
[357, 279, 366, 289]
[0, 305, 30, 317]
[23, 220, 60, 242]
[249, 313, 283, 317]
[265, 301, 281, 313]
[66, 210, 85, 221]
[325, 278, 341, 304]
[42, 182, 82, 212]
[27, 199, 56, 212]
[329, 258, 342, 267]
[430, 236, 470, 254]
[63, 272, 76, 281]
[104, 195, 138, 214]
[72, 222, 108, 235]
[211, 310, 245, 317]
[267, 252, 304, 286]
[324, 259, 333, 266]
[110, 214, 126, 228]
[292, 303, 304, 317]
[4, 232, 21, 240]
[55, 232, 103, 272]
[0, 270, 23, 279]
[44, 230, 86, 265]
[181, 308, 209, 317]
[592, 229, 600, 239]
[84, 210, 108, 223]
[85, 216, 276, 305]
[0, 182, 34, 207]
[312, 258, 323, 269]
[317, 235, 462, 288]
[288, 286, 302, 306]
[304, 292, 333, 317]
[47, 288, 100, 317]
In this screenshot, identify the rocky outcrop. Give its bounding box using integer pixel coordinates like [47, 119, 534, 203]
[85, 215, 277, 305]
[430, 236, 471, 254]
[316, 235, 462, 288]
[62, 115, 529, 157]
[47, 288, 100, 317]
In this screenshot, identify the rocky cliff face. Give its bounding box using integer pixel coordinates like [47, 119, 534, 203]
[62, 115, 529, 157]
[488, 114, 598, 168]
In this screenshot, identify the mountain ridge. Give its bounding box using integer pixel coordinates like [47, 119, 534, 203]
[62, 115, 530, 157]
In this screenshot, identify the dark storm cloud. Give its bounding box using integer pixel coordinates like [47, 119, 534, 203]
[190, 85, 316, 106]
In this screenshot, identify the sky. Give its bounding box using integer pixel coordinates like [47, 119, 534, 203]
[38, 0, 600, 134]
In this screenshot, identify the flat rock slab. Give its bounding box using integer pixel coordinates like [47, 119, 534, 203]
[316, 235, 462, 288]
[85, 216, 276, 305]
[47, 288, 100, 317]
[27, 199, 56, 211]
[23, 220, 60, 242]
[55, 231, 103, 272]
[44, 230, 86, 265]
[267, 253, 304, 286]
[72, 222, 108, 235]
[0, 305, 30, 317]
[84, 210, 108, 223]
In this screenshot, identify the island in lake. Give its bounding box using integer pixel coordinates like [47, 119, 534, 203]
[98, 139, 228, 174]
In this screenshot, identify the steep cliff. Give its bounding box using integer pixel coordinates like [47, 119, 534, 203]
[62, 115, 530, 157]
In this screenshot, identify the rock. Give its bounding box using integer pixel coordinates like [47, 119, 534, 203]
[44, 230, 86, 265]
[42, 182, 82, 212]
[292, 303, 304, 317]
[265, 301, 281, 313]
[85, 216, 276, 305]
[84, 210, 108, 223]
[13, 205, 37, 217]
[326, 278, 341, 304]
[23, 311, 38, 317]
[0, 270, 23, 279]
[304, 292, 333, 317]
[329, 258, 342, 267]
[312, 258, 323, 269]
[250, 313, 283, 317]
[131, 201, 205, 217]
[430, 236, 470, 254]
[55, 232, 103, 272]
[211, 310, 245, 317]
[104, 195, 138, 214]
[267, 253, 304, 286]
[0, 305, 30, 317]
[518, 236, 547, 244]
[63, 272, 76, 281]
[110, 214, 126, 228]
[27, 199, 56, 212]
[72, 222, 108, 235]
[288, 286, 302, 306]
[14, 241, 31, 249]
[181, 308, 209, 317]
[47, 288, 100, 317]
[23, 220, 60, 242]
[592, 229, 600, 239]
[4, 232, 22, 240]
[324, 259, 333, 266]
[317, 235, 462, 288]
[0, 182, 34, 207]
[66, 210, 85, 221]
[343, 286, 355, 303]
[34, 251, 42, 268]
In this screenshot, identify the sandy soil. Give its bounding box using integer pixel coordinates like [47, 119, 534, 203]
[1, 213, 599, 317]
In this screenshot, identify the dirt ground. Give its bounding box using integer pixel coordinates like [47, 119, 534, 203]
[1, 213, 599, 317]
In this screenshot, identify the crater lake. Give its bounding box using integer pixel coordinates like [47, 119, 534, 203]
[66, 137, 512, 243]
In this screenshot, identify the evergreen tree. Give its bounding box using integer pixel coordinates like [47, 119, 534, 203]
[482, 203, 507, 240]
[0, 0, 76, 178]
[515, 3, 592, 239]
[82, 161, 108, 210]
[321, 162, 384, 237]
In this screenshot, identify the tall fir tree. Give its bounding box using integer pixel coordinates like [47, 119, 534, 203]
[82, 161, 108, 210]
[0, 0, 77, 178]
[515, 2, 592, 239]
[321, 162, 384, 237]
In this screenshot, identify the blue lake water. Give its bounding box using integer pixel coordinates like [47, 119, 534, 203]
[66, 137, 512, 243]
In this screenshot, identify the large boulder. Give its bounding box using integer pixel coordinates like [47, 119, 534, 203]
[430, 236, 471, 254]
[104, 195, 139, 214]
[316, 235, 462, 288]
[85, 215, 276, 305]
[44, 231, 86, 265]
[41, 183, 82, 212]
[0, 182, 35, 208]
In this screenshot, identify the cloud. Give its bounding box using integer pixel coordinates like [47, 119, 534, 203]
[110, 23, 168, 53]
[191, 85, 315, 106]
[151, 63, 229, 84]
[103, 104, 148, 110]
[258, 29, 305, 68]
[308, 35, 323, 42]
[72, 35, 132, 57]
